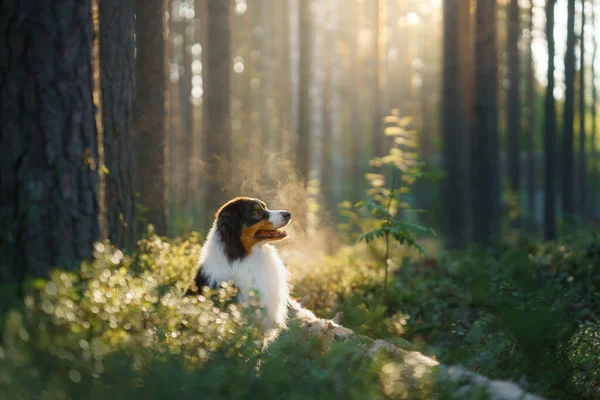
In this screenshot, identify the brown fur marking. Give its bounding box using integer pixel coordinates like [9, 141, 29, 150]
[240, 219, 275, 254]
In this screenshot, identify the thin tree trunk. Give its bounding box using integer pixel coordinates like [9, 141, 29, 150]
[322, 0, 333, 215]
[473, 0, 500, 244]
[99, 0, 136, 248]
[180, 10, 194, 221]
[592, 0, 598, 217]
[0, 0, 99, 284]
[506, 0, 521, 226]
[442, 0, 468, 249]
[297, 0, 312, 180]
[578, 0, 587, 217]
[260, 0, 272, 158]
[276, 0, 292, 155]
[544, 0, 558, 239]
[350, 0, 362, 203]
[562, 0, 576, 220]
[134, 0, 169, 235]
[459, 0, 473, 243]
[526, 0, 537, 232]
[203, 0, 232, 215]
[371, 0, 383, 158]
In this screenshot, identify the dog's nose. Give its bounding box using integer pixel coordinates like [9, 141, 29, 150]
[282, 211, 291, 220]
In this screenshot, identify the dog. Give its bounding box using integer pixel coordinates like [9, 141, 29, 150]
[185, 197, 291, 335]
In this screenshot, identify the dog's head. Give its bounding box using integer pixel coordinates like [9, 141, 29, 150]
[215, 197, 291, 262]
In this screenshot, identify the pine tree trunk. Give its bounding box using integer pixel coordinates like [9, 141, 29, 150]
[544, 0, 558, 240]
[134, 0, 169, 235]
[180, 11, 194, 221]
[321, 1, 334, 215]
[562, 0, 576, 220]
[592, 0, 598, 217]
[442, 0, 468, 249]
[371, 0, 383, 158]
[203, 0, 232, 215]
[506, 0, 521, 225]
[297, 0, 313, 181]
[578, 1, 586, 217]
[473, 0, 500, 244]
[99, 0, 136, 249]
[350, 0, 362, 203]
[0, 0, 99, 284]
[526, 0, 537, 232]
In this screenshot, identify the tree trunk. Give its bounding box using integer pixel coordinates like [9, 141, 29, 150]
[562, 0, 576, 220]
[506, 0, 520, 225]
[99, 0, 136, 249]
[203, 0, 232, 215]
[321, 0, 334, 215]
[544, 0, 558, 240]
[442, 0, 468, 249]
[275, 0, 292, 155]
[180, 10, 194, 220]
[592, 0, 598, 217]
[577, 1, 586, 217]
[350, 0, 362, 203]
[459, 0, 473, 243]
[526, 0, 536, 232]
[0, 0, 99, 284]
[134, 0, 169, 235]
[371, 0, 383, 158]
[296, 0, 313, 181]
[473, 0, 500, 244]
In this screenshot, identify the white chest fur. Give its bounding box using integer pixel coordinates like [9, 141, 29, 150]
[199, 225, 290, 330]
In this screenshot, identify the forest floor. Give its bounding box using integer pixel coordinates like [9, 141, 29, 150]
[1, 229, 599, 399]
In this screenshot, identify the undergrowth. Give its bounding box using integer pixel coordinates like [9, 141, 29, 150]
[294, 233, 600, 399]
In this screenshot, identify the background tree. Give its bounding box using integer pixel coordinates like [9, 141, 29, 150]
[134, 0, 169, 235]
[562, 0, 576, 220]
[526, 0, 536, 232]
[0, 0, 99, 284]
[472, 0, 500, 244]
[442, 0, 468, 249]
[506, 0, 520, 225]
[577, 0, 586, 216]
[544, 0, 558, 240]
[203, 0, 232, 216]
[99, 0, 136, 249]
[296, 0, 313, 182]
[592, 0, 598, 217]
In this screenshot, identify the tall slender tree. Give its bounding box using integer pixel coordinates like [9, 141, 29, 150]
[99, 0, 136, 248]
[506, 0, 521, 224]
[578, 0, 587, 216]
[371, 0, 383, 158]
[180, 6, 194, 219]
[442, 0, 468, 249]
[544, 0, 558, 239]
[562, 0, 576, 220]
[134, 0, 169, 235]
[0, 0, 99, 283]
[297, 0, 313, 181]
[350, 0, 362, 203]
[526, 0, 537, 231]
[592, 0, 598, 216]
[321, 0, 334, 214]
[203, 0, 232, 216]
[473, 0, 500, 244]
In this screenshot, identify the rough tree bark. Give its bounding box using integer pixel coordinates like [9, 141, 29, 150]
[0, 0, 99, 284]
[203, 0, 232, 215]
[562, 0, 576, 220]
[506, 0, 521, 225]
[442, 0, 468, 249]
[473, 0, 500, 244]
[544, 0, 558, 240]
[134, 0, 169, 235]
[99, 0, 136, 249]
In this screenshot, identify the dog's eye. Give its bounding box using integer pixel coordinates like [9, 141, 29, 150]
[253, 210, 260, 218]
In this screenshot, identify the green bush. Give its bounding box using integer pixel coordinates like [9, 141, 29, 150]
[0, 233, 449, 400]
